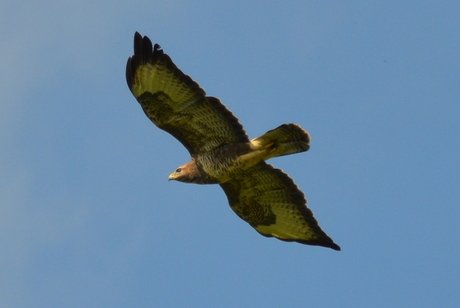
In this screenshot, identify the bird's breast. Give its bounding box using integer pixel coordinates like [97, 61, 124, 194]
[196, 143, 251, 183]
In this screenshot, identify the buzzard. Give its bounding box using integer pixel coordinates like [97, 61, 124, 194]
[126, 32, 340, 250]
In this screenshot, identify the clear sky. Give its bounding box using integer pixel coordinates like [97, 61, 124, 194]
[1, 1, 459, 307]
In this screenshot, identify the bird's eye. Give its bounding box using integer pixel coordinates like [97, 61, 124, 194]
[175, 168, 182, 173]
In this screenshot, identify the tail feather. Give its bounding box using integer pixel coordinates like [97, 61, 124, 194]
[250, 124, 310, 160]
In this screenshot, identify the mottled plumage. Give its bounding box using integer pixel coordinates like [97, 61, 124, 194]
[126, 32, 340, 250]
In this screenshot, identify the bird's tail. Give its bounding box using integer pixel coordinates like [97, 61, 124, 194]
[250, 124, 310, 160]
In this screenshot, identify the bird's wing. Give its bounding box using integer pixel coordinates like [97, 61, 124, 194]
[126, 32, 248, 154]
[220, 162, 340, 250]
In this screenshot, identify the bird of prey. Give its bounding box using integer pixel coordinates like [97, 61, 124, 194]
[126, 32, 340, 250]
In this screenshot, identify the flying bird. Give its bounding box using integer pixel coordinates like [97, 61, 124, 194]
[126, 32, 340, 250]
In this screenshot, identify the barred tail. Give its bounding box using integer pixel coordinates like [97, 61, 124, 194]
[250, 124, 310, 160]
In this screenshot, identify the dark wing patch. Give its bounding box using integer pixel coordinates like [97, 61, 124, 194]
[126, 32, 248, 154]
[220, 162, 340, 250]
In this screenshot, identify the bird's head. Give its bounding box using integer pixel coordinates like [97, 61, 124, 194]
[168, 164, 191, 183]
[168, 159, 218, 184]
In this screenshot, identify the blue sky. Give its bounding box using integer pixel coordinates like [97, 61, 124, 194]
[1, 1, 459, 307]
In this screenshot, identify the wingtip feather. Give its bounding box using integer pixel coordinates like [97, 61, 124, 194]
[126, 32, 166, 91]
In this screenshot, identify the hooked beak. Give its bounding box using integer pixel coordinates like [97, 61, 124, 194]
[168, 173, 178, 181]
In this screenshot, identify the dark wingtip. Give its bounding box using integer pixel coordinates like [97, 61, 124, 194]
[330, 243, 341, 251]
[126, 32, 165, 91]
[288, 237, 341, 251]
[307, 240, 341, 251]
[133, 32, 163, 63]
[126, 57, 133, 90]
[269, 234, 341, 251]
